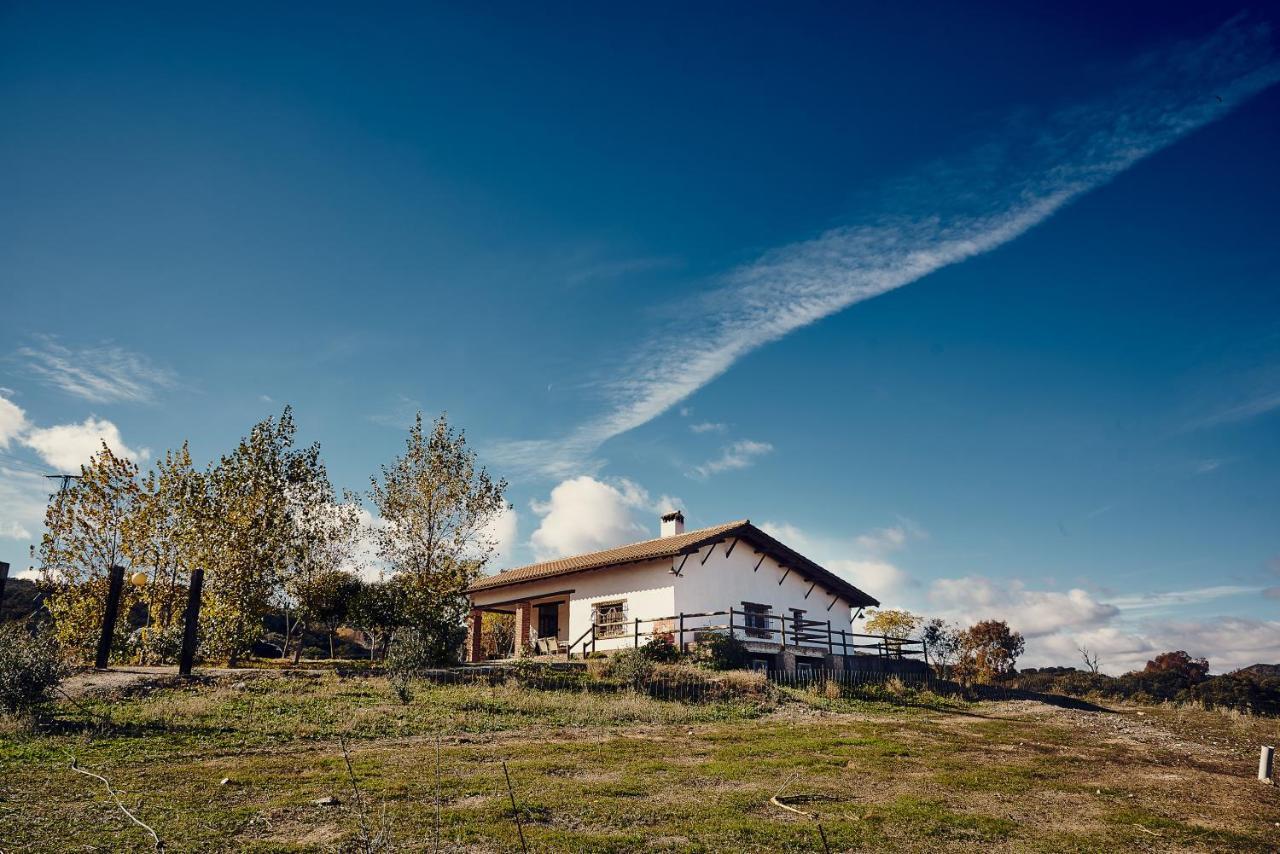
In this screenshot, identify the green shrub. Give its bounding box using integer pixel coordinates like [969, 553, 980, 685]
[0, 624, 72, 718]
[384, 626, 457, 704]
[608, 649, 655, 684]
[129, 622, 187, 664]
[639, 633, 680, 663]
[695, 631, 751, 671]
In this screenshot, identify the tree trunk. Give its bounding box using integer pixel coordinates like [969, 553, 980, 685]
[328, 629, 335, 660]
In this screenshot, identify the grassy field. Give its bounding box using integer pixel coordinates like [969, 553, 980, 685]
[2, 669, 1278, 852]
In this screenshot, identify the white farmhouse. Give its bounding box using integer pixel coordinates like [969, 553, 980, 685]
[465, 511, 895, 671]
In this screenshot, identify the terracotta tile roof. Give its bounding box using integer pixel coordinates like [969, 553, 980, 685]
[467, 519, 748, 592]
[466, 519, 879, 607]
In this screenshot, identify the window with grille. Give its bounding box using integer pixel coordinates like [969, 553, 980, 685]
[592, 600, 627, 638]
[741, 602, 771, 638]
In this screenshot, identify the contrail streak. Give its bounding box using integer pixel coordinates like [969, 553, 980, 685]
[493, 17, 1280, 478]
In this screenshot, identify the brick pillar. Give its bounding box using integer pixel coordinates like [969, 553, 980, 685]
[514, 602, 532, 657]
[466, 608, 484, 663]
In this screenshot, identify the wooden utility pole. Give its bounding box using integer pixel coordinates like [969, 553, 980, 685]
[178, 567, 204, 677]
[94, 565, 126, 669]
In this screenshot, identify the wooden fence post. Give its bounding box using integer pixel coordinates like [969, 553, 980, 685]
[634, 617, 640, 648]
[1260, 746, 1275, 784]
[178, 567, 204, 677]
[94, 565, 126, 669]
[0, 561, 8, 606]
[826, 620, 833, 655]
[678, 612, 684, 653]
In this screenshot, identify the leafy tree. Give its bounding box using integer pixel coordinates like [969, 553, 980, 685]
[348, 577, 403, 660]
[197, 407, 318, 665]
[307, 570, 363, 659]
[124, 443, 202, 663]
[920, 617, 961, 678]
[479, 610, 515, 660]
[36, 443, 143, 662]
[864, 609, 920, 638]
[1142, 650, 1209, 683]
[370, 413, 508, 666]
[865, 608, 920, 658]
[277, 456, 362, 662]
[955, 619, 1025, 684]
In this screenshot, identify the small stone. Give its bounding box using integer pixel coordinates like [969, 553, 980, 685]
[233, 681, 248, 690]
[314, 796, 340, 807]
[220, 778, 232, 786]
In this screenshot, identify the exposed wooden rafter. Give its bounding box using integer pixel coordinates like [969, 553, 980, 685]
[671, 552, 691, 576]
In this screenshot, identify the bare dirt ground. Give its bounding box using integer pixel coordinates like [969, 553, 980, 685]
[60, 665, 324, 698]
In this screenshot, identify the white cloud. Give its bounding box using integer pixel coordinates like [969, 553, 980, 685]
[1107, 585, 1261, 612]
[528, 476, 679, 561]
[0, 464, 48, 542]
[689, 422, 727, 434]
[18, 336, 177, 403]
[1031, 617, 1280, 675]
[828, 559, 910, 602]
[927, 576, 1120, 639]
[21, 417, 148, 471]
[759, 520, 913, 603]
[763, 517, 1277, 674]
[0, 394, 29, 448]
[1186, 388, 1280, 431]
[490, 20, 1280, 477]
[922, 574, 1280, 674]
[566, 254, 683, 285]
[482, 504, 520, 565]
[855, 525, 908, 554]
[688, 439, 773, 479]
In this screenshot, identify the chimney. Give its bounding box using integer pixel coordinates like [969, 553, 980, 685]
[660, 510, 685, 538]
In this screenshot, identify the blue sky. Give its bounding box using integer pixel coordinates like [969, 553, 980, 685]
[2, 2, 1278, 671]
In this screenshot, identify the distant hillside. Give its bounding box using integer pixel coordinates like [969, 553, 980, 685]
[1, 578, 42, 622]
[1233, 663, 1280, 680]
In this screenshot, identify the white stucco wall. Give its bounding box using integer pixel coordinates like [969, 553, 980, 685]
[469, 560, 677, 651]
[672, 539, 857, 637]
[470, 534, 863, 654]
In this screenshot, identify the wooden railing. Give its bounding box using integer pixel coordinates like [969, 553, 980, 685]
[553, 607, 926, 661]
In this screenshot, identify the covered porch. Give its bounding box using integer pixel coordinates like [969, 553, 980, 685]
[467, 602, 927, 667]
[466, 589, 573, 662]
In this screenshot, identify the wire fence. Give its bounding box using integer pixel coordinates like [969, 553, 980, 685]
[402, 664, 981, 703]
[396, 664, 1113, 709]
